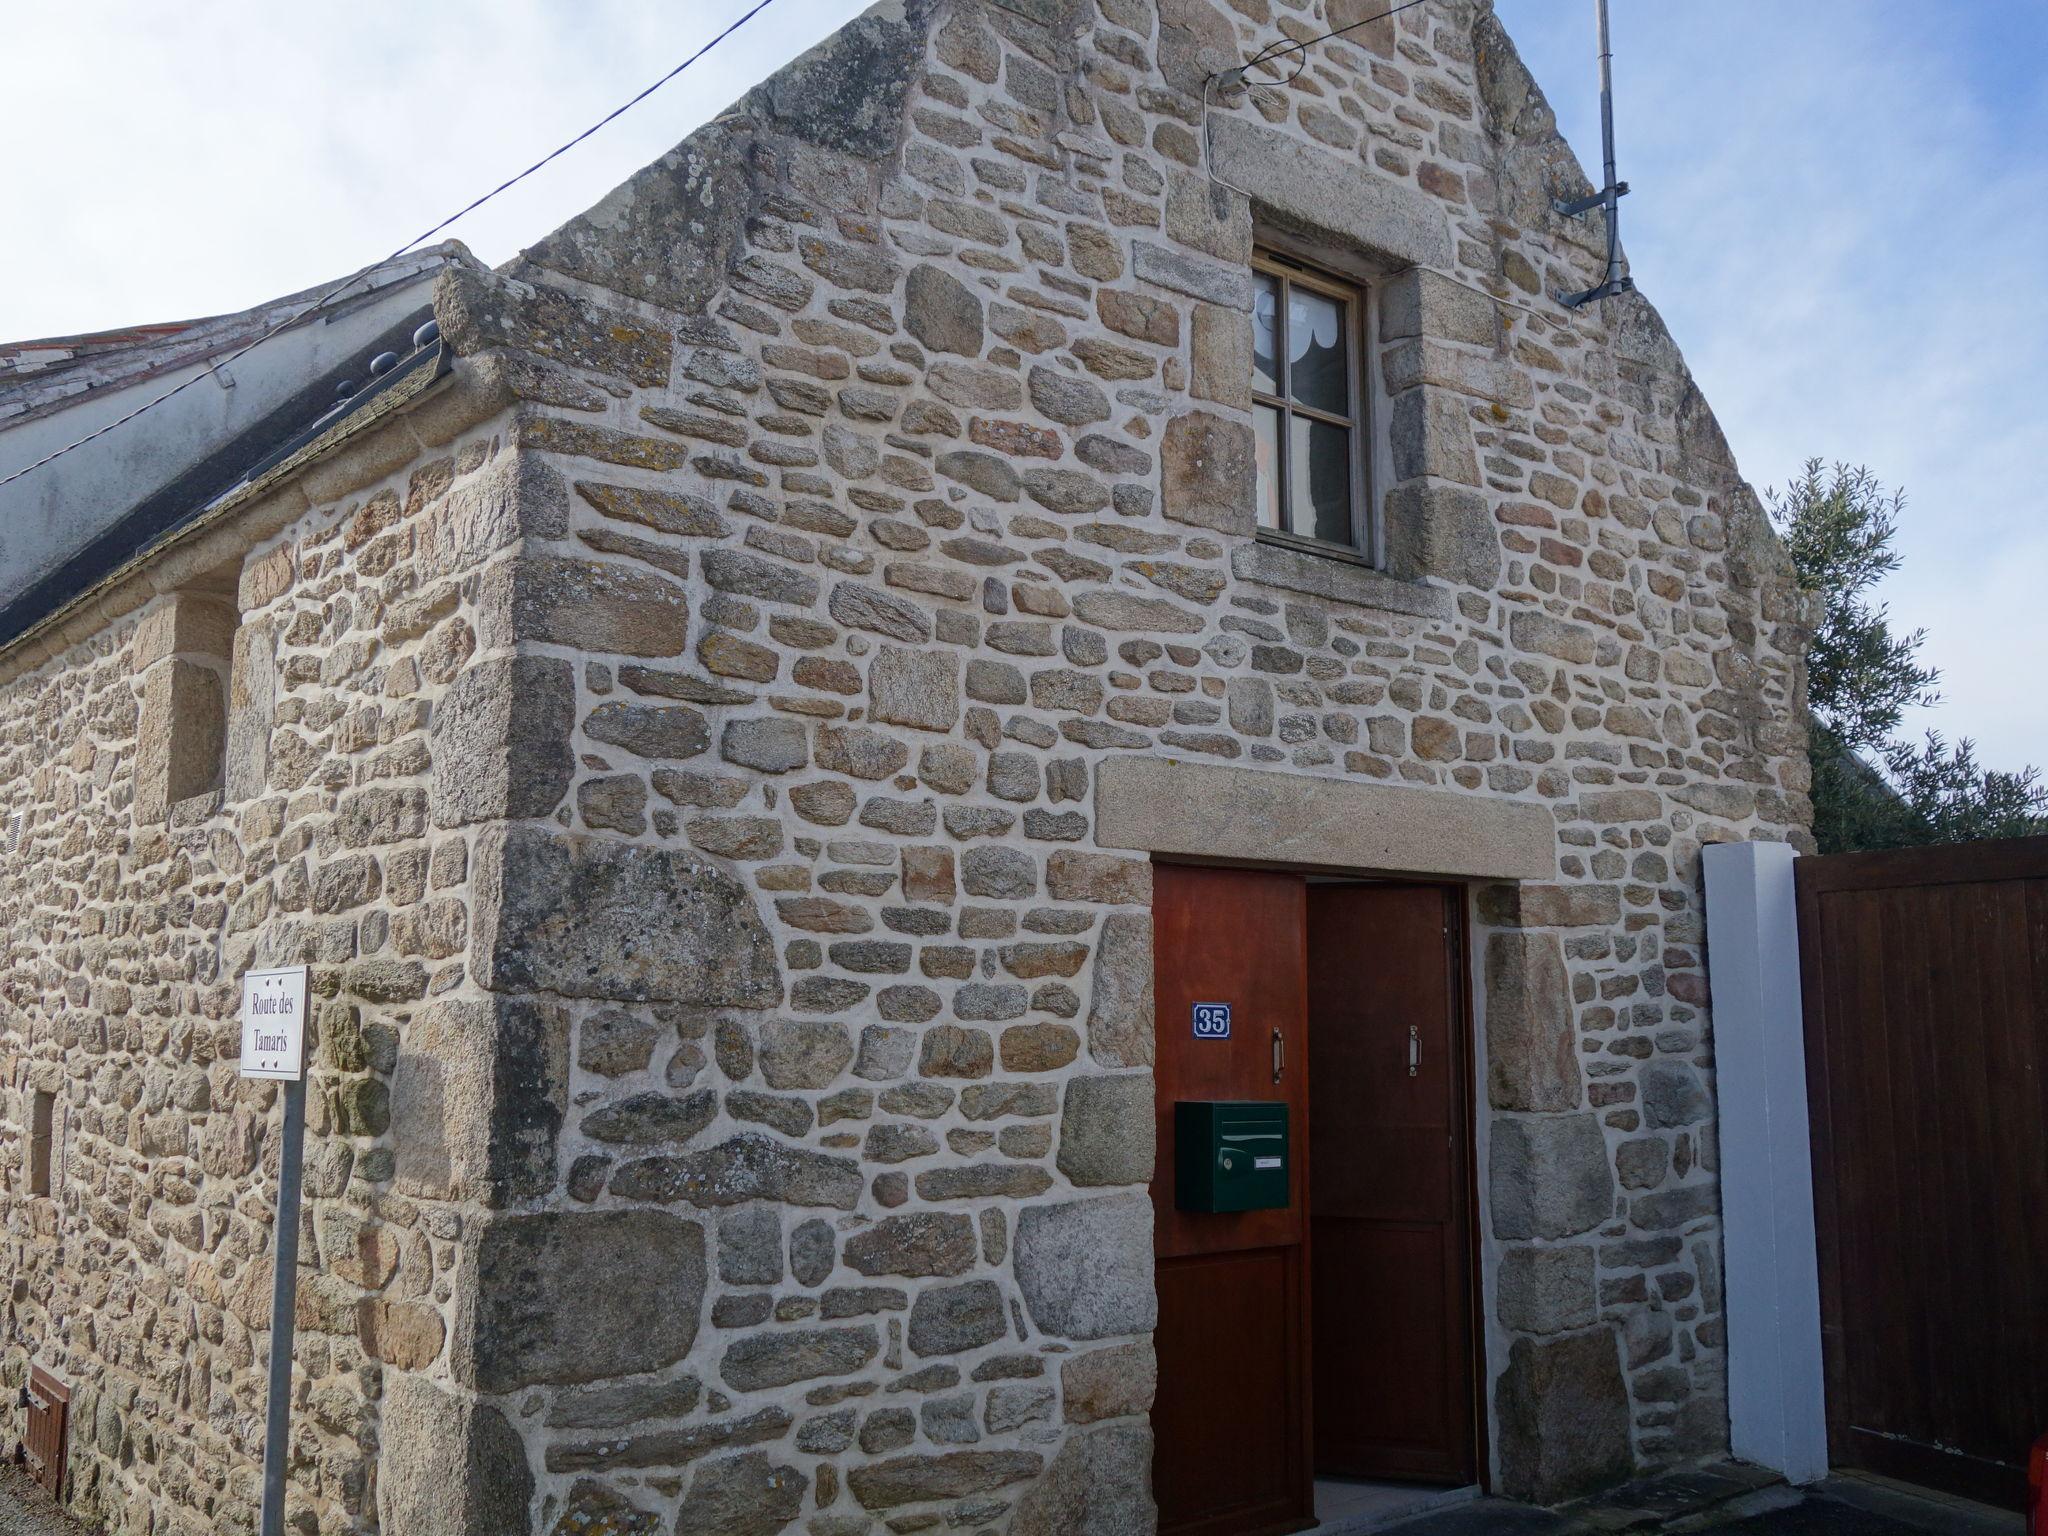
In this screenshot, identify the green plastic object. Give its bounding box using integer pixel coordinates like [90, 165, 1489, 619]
[1174, 1100, 1290, 1213]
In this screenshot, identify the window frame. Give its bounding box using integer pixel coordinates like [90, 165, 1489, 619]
[1249, 248, 1378, 565]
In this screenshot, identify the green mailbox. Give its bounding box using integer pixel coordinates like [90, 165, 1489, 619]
[1175, 1101, 1290, 1213]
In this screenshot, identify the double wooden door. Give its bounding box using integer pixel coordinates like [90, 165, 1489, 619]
[1150, 866, 1477, 1536]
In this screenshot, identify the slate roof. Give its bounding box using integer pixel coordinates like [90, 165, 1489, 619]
[0, 250, 450, 428]
[0, 248, 463, 647]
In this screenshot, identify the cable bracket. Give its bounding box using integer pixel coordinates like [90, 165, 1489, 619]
[1553, 181, 1628, 219]
[1558, 274, 1635, 309]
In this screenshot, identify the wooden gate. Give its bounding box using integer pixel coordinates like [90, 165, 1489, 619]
[1795, 836, 2048, 1508]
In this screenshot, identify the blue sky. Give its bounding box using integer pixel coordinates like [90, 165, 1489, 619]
[1496, 0, 2048, 771]
[10, 0, 2044, 766]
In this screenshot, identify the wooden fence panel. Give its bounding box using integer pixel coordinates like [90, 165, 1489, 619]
[1795, 836, 2048, 1509]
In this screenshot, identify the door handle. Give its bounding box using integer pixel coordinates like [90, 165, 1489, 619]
[1272, 1028, 1285, 1085]
[1408, 1025, 1419, 1078]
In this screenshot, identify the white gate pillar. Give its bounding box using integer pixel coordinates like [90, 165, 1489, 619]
[1702, 840, 1828, 1485]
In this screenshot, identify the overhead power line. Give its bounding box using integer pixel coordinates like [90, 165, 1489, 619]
[0, 0, 780, 492]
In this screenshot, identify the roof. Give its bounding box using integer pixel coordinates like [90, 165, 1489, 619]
[0, 250, 451, 429]
[0, 246, 466, 645]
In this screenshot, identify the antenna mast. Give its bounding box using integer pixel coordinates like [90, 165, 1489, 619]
[1556, 0, 1634, 307]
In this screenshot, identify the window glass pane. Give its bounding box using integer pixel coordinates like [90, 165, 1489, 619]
[1254, 405, 1283, 530]
[1289, 415, 1353, 546]
[1251, 273, 1281, 397]
[1288, 288, 1348, 417]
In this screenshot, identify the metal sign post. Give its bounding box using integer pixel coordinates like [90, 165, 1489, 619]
[240, 964, 308, 1536]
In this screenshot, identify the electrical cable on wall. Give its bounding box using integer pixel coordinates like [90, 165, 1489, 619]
[1201, 0, 1634, 310]
[0, 0, 780, 492]
[1237, 0, 1434, 89]
[1201, 0, 1434, 199]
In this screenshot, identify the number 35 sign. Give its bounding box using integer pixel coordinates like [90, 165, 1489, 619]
[1192, 1002, 1232, 1040]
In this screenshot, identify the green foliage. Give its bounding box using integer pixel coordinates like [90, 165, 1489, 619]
[1882, 733, 2048, 846]
[1804, 744, 1915, 853]
[1770, 461, 1937, 755]
[1769, 460, 2048, 852]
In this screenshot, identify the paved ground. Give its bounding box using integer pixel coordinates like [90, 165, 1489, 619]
[0, 1466, 89, 1536]
[0, 1458, 2023, 1535]
[1695, 1477, 2025, 1536]
[1384, 1470, 2025, 1536]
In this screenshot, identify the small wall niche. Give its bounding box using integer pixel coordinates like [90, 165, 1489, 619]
[29, 1088, 54, 1196]
[132, 562, 242, 824]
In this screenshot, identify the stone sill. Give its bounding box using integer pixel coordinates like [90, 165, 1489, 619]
[1234, 535, 1452, 620]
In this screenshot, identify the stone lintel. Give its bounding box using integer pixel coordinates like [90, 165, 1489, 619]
[1209, 114, 1453, 272]
[1094, 757, 1554, 882]
[131, 590, 237, 674]
[1231, 538, 1453, 619]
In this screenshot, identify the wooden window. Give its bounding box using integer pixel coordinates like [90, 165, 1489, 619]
[1251, 252, 1372, 556]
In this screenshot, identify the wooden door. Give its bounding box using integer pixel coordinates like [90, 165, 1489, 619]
[1152, 864, 1314, 1536]
[1306, 884, 1477, 1484]
[1797, 837, 2048, 1510]
[23, 1364, 70, 1500]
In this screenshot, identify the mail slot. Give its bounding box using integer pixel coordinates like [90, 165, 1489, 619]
[1174, 1100, 1289, 1213]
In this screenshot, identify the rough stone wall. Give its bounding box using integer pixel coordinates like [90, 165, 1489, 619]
[404, 0, 1813, 1526]
[0, 404, 551, 1535]
[0, 0, 1815, 1532]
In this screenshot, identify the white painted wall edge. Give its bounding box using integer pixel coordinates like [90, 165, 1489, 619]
[1703, 841, 1828, 1485]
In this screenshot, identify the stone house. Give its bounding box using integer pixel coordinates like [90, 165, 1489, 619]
[0, 1, 1812, 1533]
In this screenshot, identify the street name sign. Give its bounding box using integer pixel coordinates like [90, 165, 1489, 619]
[239, 966, 307, 1080]
[237, 961, 312, 1536]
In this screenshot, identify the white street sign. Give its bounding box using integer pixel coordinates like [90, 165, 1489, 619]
[239, 966, 308, 1080]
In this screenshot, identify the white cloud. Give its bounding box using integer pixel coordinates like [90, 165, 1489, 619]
[11, 0, 2044, 765]
[3, 0, 872, 334]
[1498, 0, 2048, 769]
